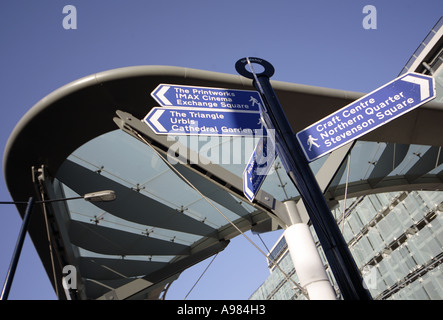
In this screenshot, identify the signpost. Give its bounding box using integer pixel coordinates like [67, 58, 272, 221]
[296, 72, 436, 161]
[146, 84, 267, 137]
[236, 56, 374, 300]
[143, 61, 436, 300]
[243, 134, 276, 202]
[144, 107, 264, 137]
[151, 84, 264, 111]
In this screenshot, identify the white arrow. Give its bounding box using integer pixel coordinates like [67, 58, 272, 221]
[401, 75, 431, 101]
[155, 85, 172, 106]
[149, 109, 167, 132]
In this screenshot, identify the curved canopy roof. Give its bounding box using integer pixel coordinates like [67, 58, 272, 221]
[3, 65, 443, 299]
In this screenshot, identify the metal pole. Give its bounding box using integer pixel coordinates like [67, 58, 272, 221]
[236, 57, 372, 300]
[1, 197, 35, 300]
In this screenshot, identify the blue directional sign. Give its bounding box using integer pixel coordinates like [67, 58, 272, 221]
[151, 84, 264, 112]
[296, 72, 436, 162]
[144, 107, 265, 136]
[243, 135, 276, 202]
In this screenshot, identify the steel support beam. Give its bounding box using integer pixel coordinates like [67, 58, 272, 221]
[97, 239, 229, 300]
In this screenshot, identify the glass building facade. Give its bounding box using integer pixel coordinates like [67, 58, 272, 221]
[250, 190, 443, 300]
[250, 17, 443, 300]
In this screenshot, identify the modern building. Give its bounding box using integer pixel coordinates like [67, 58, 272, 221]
[3, 18, 442, 300]
[250, 17, 443, 300]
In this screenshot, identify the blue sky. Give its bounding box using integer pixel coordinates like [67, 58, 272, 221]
[0, 0, 441, 300]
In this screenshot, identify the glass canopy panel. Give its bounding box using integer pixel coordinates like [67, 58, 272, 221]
[56, 129, 273, 265]
[55, 127, 339, 275]
[338, 141, 387, 184]
[62, 185, 201, 247]
[388, 145, 431, 176]
[63, 130, 262, 228]
[169, 134, 332, 203]
[168, 134, 441, 206]
[56, 128, 280, 299]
